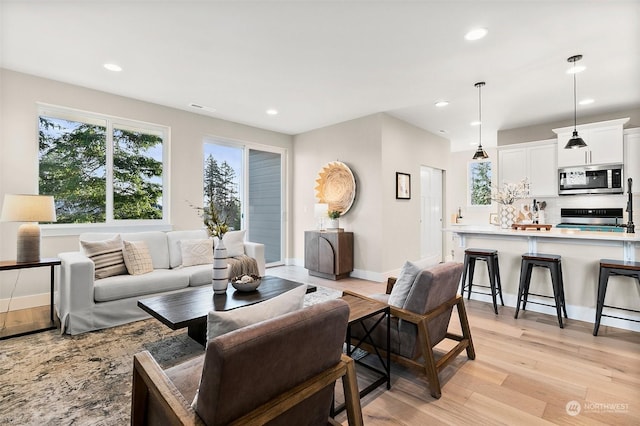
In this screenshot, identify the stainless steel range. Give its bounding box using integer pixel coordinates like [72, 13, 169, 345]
[556, 208, 625, 232]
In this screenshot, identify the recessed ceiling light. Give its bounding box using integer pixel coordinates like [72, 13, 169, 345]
[435, 101, 449, 107]
[566, 64, 586, 74]
[103, 63, 122, 72]
[470, 120, 481, 126]
[579, 98, 594, 105]
[266, 109, 279, 115]
[465, 28, 488, 41]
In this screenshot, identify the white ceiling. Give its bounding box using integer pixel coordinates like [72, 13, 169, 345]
[1, 1, 639, 151]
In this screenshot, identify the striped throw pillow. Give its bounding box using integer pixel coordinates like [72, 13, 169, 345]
[80, 235, 127, 279]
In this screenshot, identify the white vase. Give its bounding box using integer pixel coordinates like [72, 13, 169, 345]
[327, 218, 339, 229]
[500, 205, 516, 229]
[212, 237, 228, 295]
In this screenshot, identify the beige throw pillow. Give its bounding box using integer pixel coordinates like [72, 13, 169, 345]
[206, 284, 307, 341]
[122, 240, 154, 275]
[221, 230, 246, 257]
[388, 260, 422, 308]
[180, 239, 214, 267]
[80, 235, 127, 279]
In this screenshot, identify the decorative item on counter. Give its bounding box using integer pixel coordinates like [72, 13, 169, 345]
[327, 210, 341, 230]
[491, 178, 529, 229]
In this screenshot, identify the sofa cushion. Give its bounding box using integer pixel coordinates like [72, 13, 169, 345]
[122, 240, 154, 275]
[180, 239, 213, 267]
[206, 284, 307, 341]
[221, 230, 246, 257]
[183, 264, 213, 287]
[80, 235, 127, 279]
[166, 230, 209, 268]
[93, 269, 190, 302]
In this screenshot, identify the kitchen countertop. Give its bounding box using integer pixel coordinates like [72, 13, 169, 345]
[444, 225, 639, 242]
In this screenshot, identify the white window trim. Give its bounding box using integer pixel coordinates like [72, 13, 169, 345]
[37, 103, 171, 233]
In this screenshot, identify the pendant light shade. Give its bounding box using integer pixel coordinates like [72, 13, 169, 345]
[564, 55, 587, 149]
[472, 81, 488, 160]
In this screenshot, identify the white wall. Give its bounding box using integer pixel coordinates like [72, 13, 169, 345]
[292, 113, 450, 280]
[0, 69, 292, 307]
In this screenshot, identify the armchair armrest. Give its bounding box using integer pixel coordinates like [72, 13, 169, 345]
[132, 351, 203, 425]
[386, 277, 397, 294]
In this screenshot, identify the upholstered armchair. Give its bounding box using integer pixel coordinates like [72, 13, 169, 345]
[131, 299, 363, 425]
[347, 261, 475, 399]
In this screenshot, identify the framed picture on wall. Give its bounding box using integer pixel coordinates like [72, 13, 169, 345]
[396, 172, 411, 199]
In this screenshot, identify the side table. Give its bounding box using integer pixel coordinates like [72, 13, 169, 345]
[0, 258, 60, 339]
[333, 290, 390, 414]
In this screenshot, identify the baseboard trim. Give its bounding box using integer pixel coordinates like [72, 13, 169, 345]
[0, 293, 50, 312]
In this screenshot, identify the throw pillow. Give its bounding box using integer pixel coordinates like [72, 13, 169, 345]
[221, 230, 246, 257]
[122, 240, 154, 275]
[80, 235, 127, 279]
[180, 239, 214, 267]
[206, 284, 307, 341]
[387, 261, 422, 307]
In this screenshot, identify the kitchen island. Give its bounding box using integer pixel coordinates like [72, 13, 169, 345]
[445, 225, 640, 332]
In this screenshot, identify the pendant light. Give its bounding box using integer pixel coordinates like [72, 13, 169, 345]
[564, 55, 587, 149]
[472, 81, 488, 160]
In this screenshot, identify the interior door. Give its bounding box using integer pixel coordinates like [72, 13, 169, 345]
[420, 166, 443, 262]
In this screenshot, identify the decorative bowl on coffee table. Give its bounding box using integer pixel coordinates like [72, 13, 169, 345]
[230, 274, 262, 292]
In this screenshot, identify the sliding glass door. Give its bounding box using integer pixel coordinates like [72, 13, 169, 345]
[204, 140, 284, 266]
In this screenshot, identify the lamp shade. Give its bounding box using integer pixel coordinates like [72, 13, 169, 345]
[1, 194, 57, 222]
[564, 130, 587, 149]
[314, 203, 329, 219]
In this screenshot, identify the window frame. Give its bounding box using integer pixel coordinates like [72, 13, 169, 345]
[38, 103, 171, 236]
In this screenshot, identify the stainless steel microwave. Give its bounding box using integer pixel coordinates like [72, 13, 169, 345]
[558, 164, 624, 195]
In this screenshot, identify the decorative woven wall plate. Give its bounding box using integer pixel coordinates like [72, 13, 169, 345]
[314, 161, 356, 214]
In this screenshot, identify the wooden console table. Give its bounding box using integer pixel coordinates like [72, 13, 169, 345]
[0, 258, 60, 339]
[304, 230, 354, 280]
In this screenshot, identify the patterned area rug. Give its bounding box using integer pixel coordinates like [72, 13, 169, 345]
[0, 285, 341, 425]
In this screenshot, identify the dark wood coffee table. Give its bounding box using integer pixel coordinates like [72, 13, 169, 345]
[138, 276, 315, 345]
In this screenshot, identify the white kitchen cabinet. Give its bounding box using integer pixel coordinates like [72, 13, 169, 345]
[498, 140, 557, 197]
[554, 118, 628, 167]
[624, 128, 640, 193]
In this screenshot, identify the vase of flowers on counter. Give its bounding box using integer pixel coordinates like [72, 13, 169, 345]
[492, 179, 529, 229]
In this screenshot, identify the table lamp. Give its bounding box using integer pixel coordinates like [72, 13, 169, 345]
[1, 194, 57, 263]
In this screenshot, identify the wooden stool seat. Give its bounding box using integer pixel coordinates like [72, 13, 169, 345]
[515, 253, 567, 328]
[593, 259, 640, 336]
[460, 248, 503, 314]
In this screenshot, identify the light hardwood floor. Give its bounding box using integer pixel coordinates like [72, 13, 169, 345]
[271, 265, 640, 425]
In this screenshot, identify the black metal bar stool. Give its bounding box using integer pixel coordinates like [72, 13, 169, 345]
[460, 248, 504, 314]
[515, 253, 568, 328]
[593, 259, 640, 336]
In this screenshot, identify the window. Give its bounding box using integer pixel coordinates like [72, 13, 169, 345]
[468, 161, 492, 206]
[38, 105, 168, 225]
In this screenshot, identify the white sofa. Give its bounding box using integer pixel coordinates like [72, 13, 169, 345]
[56, 229, 265, 335]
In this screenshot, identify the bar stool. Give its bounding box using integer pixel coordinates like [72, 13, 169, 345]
[593, 259, 640, 336]
[515, 253, 568, 328]
[460, 248, 504, 314]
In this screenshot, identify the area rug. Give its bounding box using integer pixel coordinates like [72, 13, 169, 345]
[0, 285, 341, 425]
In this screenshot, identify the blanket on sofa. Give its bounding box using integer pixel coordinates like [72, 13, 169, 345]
[228, 254, 259, 278]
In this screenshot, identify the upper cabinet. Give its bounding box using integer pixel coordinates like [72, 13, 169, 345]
[554, 118, 629, 167]
[624, 128, 640, 193]
[498, 139, 557, 197]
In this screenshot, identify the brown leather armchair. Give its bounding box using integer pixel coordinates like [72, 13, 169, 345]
[131, 299, 363, 425]
[347, 262, 475, 399]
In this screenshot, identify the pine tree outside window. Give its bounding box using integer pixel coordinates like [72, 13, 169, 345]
[38, 105, 168, 225]
[469, 161, 492, 206]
